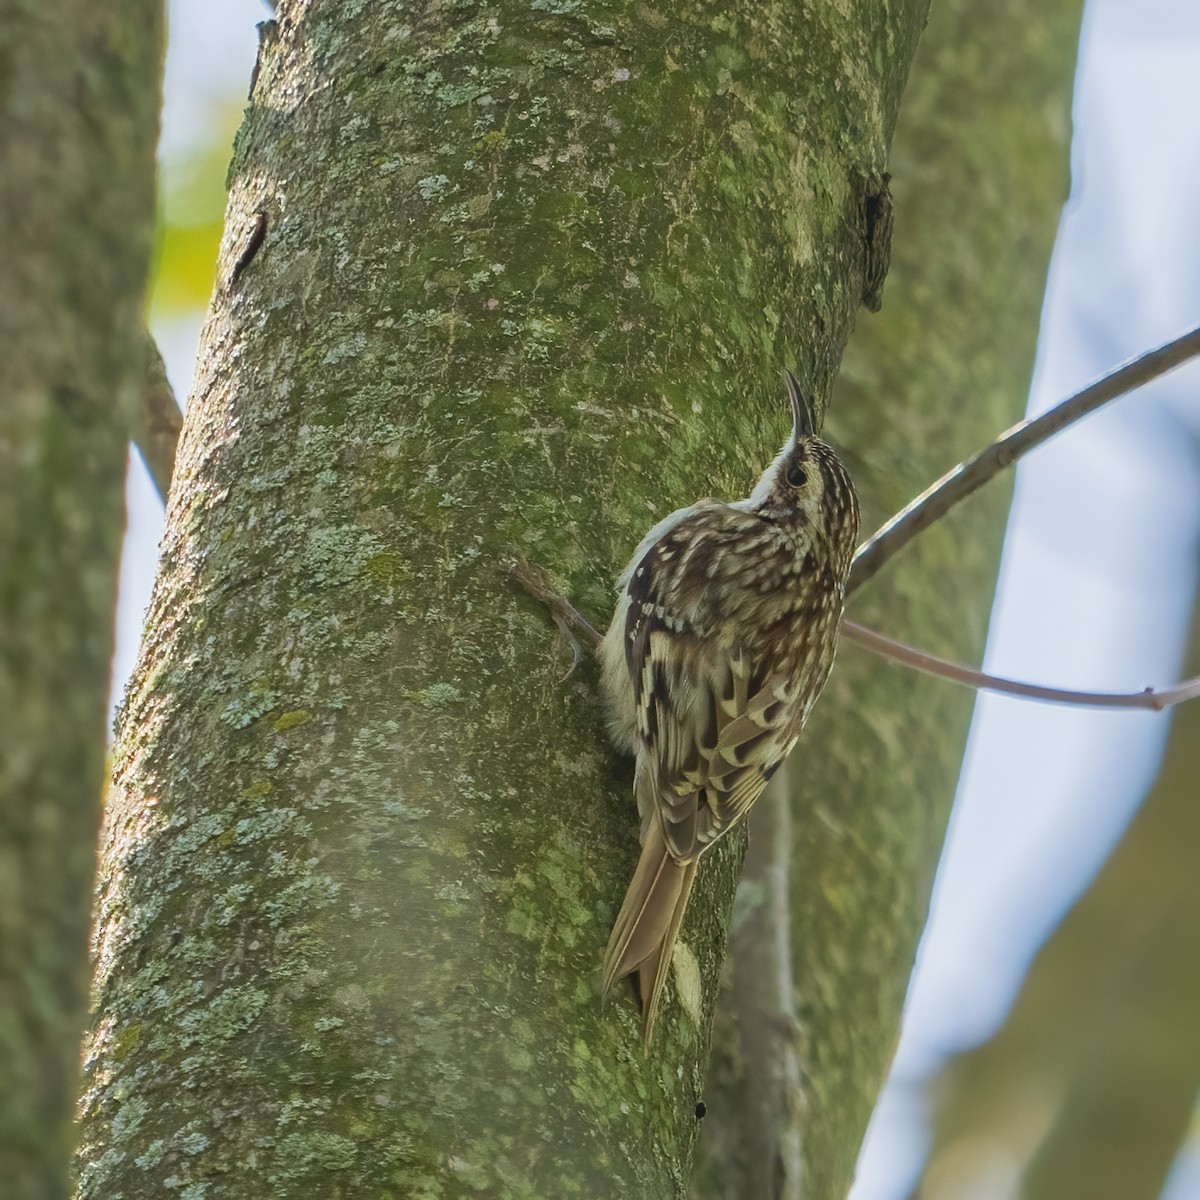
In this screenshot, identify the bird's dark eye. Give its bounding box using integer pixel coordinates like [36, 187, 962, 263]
[786, 464, 808, 488]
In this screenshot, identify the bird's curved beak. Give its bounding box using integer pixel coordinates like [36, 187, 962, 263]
[784, 369, 816, 439]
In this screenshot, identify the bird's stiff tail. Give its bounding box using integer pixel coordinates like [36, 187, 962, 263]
[601, 821, 698, 1043]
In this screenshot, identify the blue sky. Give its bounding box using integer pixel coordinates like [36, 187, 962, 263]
[117, 1, 1200, 1194]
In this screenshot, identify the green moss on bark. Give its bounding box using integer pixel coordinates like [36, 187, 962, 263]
[78, 1, 928, 1196]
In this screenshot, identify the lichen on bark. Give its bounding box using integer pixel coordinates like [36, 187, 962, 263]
[78, 1, 929, 1195]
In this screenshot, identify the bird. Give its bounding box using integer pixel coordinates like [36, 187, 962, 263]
[598, 371, 860, 1042]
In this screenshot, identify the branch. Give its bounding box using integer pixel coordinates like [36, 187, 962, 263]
[509, 558, 1200, 713]
[842, 620, 1200, 711]
[130, 333, 183, 503]
[848, 325, 1200, 595]
[732, 764, 806, 1200]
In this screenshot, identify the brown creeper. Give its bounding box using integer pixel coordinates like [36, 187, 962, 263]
[599, 373, 860, 1041]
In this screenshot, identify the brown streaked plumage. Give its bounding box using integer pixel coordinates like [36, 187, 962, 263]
[599, 372, 860, 1042]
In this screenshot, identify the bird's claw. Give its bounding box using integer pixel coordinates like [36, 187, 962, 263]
[553, 614, 585, 681]
[507, 554, 603, 680]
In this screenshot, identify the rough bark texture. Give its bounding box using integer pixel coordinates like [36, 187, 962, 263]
[695, 1, 1085, 1196]
[917, 596, 1200, 1200]
[76, 1, 928, 1195]
[0, 4, 162, 1198]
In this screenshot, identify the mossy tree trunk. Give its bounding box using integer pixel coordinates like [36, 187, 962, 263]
[697, 0, 1085, 1196]
[77, 1, 930, 1195]
[0, 4, 161, 1197]
[793, 2, 1087, 1192]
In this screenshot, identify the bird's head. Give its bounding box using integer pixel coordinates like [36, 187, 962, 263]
[743, 371, 860, 573]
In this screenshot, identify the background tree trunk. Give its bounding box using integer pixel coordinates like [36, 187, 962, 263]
[916, 593, 1200, 1200]
[695, 0, 1085, 1196]
[0, 4, 161, 1197]
[75, 0, 932, 1195]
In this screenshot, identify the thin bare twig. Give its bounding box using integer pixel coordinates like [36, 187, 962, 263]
[131, 334, 183, 503]
[511, 323, 1200, 713]
[842, 620, 1200, 711]
[510, 558, 1200, 712]
[848, 325, 1200, 595]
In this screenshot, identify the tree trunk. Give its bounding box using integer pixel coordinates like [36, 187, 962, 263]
[695, 0, 1085, 1196]
[76, 1, 929, 1195]
[0, 4, 161, 1197]
[918, 594, 1200, 1200]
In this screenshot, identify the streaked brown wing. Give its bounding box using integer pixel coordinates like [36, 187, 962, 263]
[696, 670, 796, 842]
[628, 620, 795, 862]
[630, 626, 716, 857]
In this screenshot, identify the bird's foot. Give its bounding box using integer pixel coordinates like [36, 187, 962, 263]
[506, 555, 603, 679]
